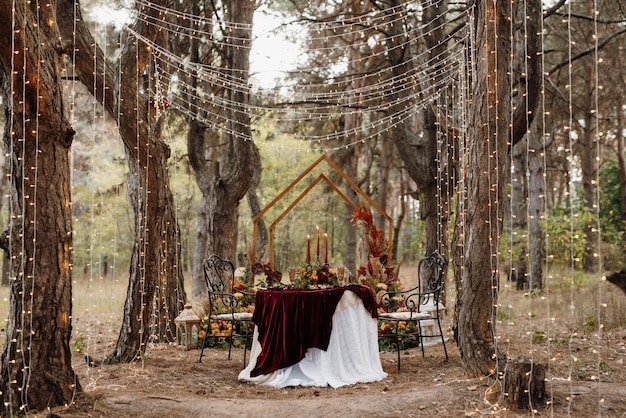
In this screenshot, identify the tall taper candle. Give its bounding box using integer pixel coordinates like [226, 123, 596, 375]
[307, 234, 311, 264]
[324, 233, 328, 264]
[316, 226, 320, 259]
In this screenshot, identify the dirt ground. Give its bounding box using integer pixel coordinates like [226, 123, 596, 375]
[39, 270, 626, 418]
[50, 329, 626, 418]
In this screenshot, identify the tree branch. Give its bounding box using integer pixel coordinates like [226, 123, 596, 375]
[548, 27, 626, 76]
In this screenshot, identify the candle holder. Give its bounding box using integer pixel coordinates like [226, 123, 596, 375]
[174, 304, 202, 350]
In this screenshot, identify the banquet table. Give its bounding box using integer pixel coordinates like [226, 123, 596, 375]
[238, 284, 387, 388]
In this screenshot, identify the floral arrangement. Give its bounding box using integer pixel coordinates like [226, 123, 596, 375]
[351, 198, 401, 294]
[198, 316, 254, 349]
[198, 292, 255, 346]
[358, 254, 401, 293]
[292, 259, 339, 289]
[378, 320, 419, 351]
[197, 262, 257, 347]
[351, 199, 389, 259]
[198, 319, 231, 341]
[236, 261, 283, 289]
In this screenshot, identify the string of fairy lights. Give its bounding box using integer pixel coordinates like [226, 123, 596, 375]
[592, 0, 605, 411]
[132, 0, 602, 414]
[2, 0, 613, 415]
[539, 4, 554, 409]
[122, 0, 471, 151]
[481, 0, 502, 409]
[566, 0, 577, 412]
[133, 0, 440, 49]
[501, 0, 516, 410]
[132, 0, 440, 77]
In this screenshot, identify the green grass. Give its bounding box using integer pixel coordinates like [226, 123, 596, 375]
[0, 274, 128, 349]
[71, 274, 127, 338]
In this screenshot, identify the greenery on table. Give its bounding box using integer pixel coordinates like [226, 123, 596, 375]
[291, 260, 339, 289]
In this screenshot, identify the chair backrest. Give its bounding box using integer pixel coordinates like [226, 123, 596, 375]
[204, 254, 236, 295]
[418, 251, 445, 294]
[403, 251, 445, 313]
[203, 255, 242, 316]
[377, 251, 445, 314]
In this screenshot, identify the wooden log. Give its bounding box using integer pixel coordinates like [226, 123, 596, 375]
[503, 356, 546, 410]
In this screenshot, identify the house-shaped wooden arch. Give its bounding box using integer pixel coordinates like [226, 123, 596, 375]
[251, 154, 393, 267]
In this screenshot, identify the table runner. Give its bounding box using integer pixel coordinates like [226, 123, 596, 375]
[250, 284, 377, 377]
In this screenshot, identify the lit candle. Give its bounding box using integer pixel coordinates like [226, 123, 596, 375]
[307, 234, 311, 264]
[324, 233, 328, 264]
[316, 226, 320, 259]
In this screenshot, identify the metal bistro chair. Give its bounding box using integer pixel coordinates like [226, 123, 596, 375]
[198, 255, 255, 366]
[378, 251, 449, 371]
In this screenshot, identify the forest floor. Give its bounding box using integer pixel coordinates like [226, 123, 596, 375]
[54, 334, 626, 418]
[48, 274, 626, 418]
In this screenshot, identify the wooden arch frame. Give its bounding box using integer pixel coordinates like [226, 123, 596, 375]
[251, 154, 393, 267]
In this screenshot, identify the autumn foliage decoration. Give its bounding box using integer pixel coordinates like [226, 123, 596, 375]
[351, 199, 400, 292]
[351, 199, 389, 259]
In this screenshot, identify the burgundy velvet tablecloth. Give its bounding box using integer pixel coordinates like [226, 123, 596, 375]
[250, 285, 378, 377]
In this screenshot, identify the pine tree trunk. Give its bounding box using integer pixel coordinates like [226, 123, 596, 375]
[108, 29, 186, 359]
[457, 0, 511, 377]
[617, 111, 626, 236]
[56, 0, 187, 360]
[0, 1, 80, 413]
[192, 195, 210, 298]
[342, 150, 359, 272]
[580, 109, 596, 272]
[386, 1, 451, 265]
[527, 112, 547, 289]
[109, 138, 184, 361]
[510, 142, 528, 290]
[185, 0, 259, 292]
[606, 269, 626, 298]
[421, 107, 450, 257]
[246, 148, 267, 263]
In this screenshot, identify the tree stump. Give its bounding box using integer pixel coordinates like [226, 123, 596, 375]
[503, 357, 546, 410]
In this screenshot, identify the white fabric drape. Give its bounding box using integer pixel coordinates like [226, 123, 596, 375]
[238, 290, 387, 388]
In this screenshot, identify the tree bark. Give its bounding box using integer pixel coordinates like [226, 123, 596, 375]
[510, 141, 528, 290]
[617, 109, 626, 237]
[246, 146, 267, 263]
[0, 1, 80, 412]
[510, 0, 541, 147]
[457, 0, 511, 377]
[421, 107, 450, 258]
[342, 149, 359, 272]
[503, 357, 546, 410]
[56, 0, 187, 361]
[386, 0, 450, 263]
[192, 195, 210, 298]
[526, 109, 548, 289]
[216, 0, 258, 264]
[342, 19, 365, 272]
[580, 110, 596, 272]
[181, 0, 259, 298]
[109, 9, 185, 361]
[607, 268, 626, 298]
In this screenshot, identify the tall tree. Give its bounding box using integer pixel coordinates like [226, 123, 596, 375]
[168, 0, 261, 298]
[0, 1, 80, 413]
[526, 110, 550, 289]
[56, 0, 186, 361]
[507, 0, 544, 289]
[456, 0, 511, 376]
[189, 0, 260, 297]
